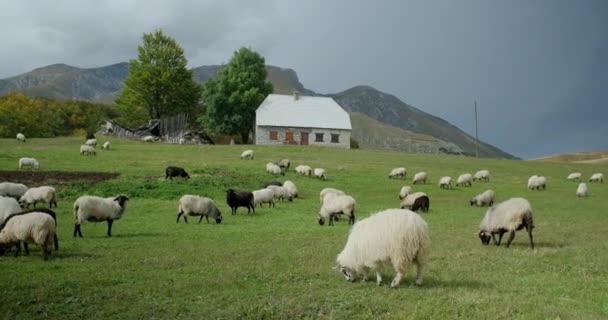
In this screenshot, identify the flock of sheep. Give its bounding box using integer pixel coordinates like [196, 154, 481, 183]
[1, 134, 605, 287]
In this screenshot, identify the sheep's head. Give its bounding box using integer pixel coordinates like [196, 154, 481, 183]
[478, 230, 492, 245]
[318, 216, 325, 226]
[470, 199, 476, 206]
[339, 266, 355, 282]
[181, 171, 190, 179]
[215, 215, 223, 224]
[114, 195, 129, 207]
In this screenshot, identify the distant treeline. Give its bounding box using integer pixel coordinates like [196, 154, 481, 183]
[0, 92, 118, 138]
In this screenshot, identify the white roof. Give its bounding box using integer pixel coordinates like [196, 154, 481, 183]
[256, 94, 352, 130]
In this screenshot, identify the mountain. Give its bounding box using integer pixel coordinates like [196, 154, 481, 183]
[0, 63, 514, 158]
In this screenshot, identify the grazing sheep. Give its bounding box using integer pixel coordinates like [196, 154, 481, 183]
[527, 175, 546, 190]
[0, 196, 21, 224]
[319, 188, 345, 205]
[283, 180, 298, 198]
[176, 195, 223, 224]
[412, 172, 427, 185]
[18, 157, 39, 170]
[399, 186, 412, 200]
[240, 150, 254, 160]
[0, 182, 28, 199]
[276, 159, 291, 170]
[165, 166, 190, 180]
[19, 186, 57, 208]
[314, 168, 327, 180]
[318, 193, 356, 226]
[73, 195, 129, 237]
[179, 138, 186, 145]
[266, 185, 293, 202]
[589, 173, 604, 183]
[438, 176, 452, 189]
[0, 209, 57, 260]
[388, 167, 407, 179]
[266, 162, 285, 176]
[16, 133, 26, 142]
[470, 190, 496, 207]
[80, 145, 96, 156]
[85, 138, 97, 147]
[576, 183, 588, 197]
[400, 192, 430, 213]
[253, 189, 275, 208]
[295, 165, 313, 176]
[142, 135, 157, 142]
[456, 173, 473, 187]
[473, 170, 490, 182]
[478, 197, 534, 249]
[336, 209, 430, 288]
[567, 172, 581, 181]
[102, 141, 111, 150]
[225, 189, 255, 215]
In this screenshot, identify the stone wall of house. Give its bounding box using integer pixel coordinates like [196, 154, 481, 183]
[255, 126, 350, 149]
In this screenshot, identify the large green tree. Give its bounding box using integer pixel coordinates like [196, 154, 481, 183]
[116, 29, 201, 127]
[202, 47, 273, 143]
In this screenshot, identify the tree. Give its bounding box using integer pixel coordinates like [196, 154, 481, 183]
[116, 29, 201, 127]
[202, 47, 273, 144]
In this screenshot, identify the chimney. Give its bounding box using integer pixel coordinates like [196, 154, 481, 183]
[293, 91, 300, 101]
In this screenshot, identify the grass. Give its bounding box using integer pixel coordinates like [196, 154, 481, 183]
[0, 137, 607, 319]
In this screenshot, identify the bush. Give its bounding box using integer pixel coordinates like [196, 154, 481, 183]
[350, 137, 360, 149]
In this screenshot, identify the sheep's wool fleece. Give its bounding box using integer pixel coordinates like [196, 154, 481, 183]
[74, 196, 127, 223]
[0, 197, 22, 223]
[179, 195, 219, 217]
[480, 197, 532, 232]
[0, 212, 56, 245]
[402, 192, 427, 207]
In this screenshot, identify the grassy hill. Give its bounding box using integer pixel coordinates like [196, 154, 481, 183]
[0, 138, 606, 319]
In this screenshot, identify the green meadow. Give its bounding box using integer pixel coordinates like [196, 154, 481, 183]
[0, 137, 607, 319]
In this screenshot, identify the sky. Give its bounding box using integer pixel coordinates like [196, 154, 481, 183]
[0, 0, 606, 158]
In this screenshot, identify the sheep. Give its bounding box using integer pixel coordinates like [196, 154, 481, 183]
[16, 133, 26, 142]
[400, 192, 430, 213]
[478, 197, 534, 249]
[252, 189, 275, 208]
[318, 193, 356, 226]
[18, 157, 39, 170]
[178, 137, 186, 145]
[261, 181, 282, 188]
[225, 189, 254, 215]
[283, 180, 298, 198]
[295, 165, 313, 176]
[102, 141, 111, 150]
[19, 186, 57, 208]
[456, 173, 473, 187]
[470, 189, 496, 207]
[388, 167, 407, 179]
[240, 150, 254, 160]
[266, 162, 285, 176]
[73, 195, 129, 237]
[567, 172, 581, 181]
[473, 170, 490, 182]
[176, 195, 223, 224]
[80, 144, 96, 156]
[336, 209, 430, 288]
[576, 183, 588, 197]
[320, 187, 345, 205]
[142, 135, 157, 142]
[0, 209, 58, 260]
[0, 196, 21, 224]
[438, 176, 452, 189]
[165, 166, 190, 180]
[314, 168, 327, 180]
[85, 138, 97, 147]
[399, 186, 412, 200]
[0, 182, 28, 199]
[527, 175, 546, 190]
[266, 185, 293, 202]
[276, 159, 291, 170]
[412, 172, 427, 185]
[589, 173, 604, 183]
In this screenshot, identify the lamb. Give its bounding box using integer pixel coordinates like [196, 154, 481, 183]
[527, 175, 546, 190]
[412, 172, 427, 185]
[18, 157, 39, 170]
[336, 209, 430, 288]
[473, 170, 490, 182]
[589, 173, 604, 183]
[399, 186, 412, 200]
[567, 172, 581, 181]
[400, 192, 430, 213]
[225, 189, 255, 215]
[470, 189, 496, 207]
[266, 162, 285, 176]
[438, 176, 452, 189]
[85, 138, 97, 147]
[19, 186, 57, 208]
[0, 209, 58, 260]
[318, 193, 356, 226]
[240, 150, 254, 160]
[252, 189, 275, 208]
[165, 166, 190, 180]
[266, 185, 293, 202]
[80, 145, 96, 156]
[314, 168, 327, 180]
[16, 133, 26, 142]
[295, 165, 313, 176]
[0, 196, 21, 224]
[576, 183, 588, 197]
[102, 141, 111, 150]
[176, 195, 223, 224]
[261, 181, 282, 188]
[73, 194, 129, 237]
[283, 180, 298, 198]
[142, 135, 157, 142]
[478, 197, 534, 249]
[388, 167, 407, 179]
[276, 159, 290, 170]
[0, 182, 28, 199]
[320, 187, 345, 205]
[456, 173, 473, 187]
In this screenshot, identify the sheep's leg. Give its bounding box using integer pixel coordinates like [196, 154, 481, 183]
[525, 222, 535, 250]
[271, 200, 275, 208]
[73, 224, 83, 238]
[376, 272, 383, 286]
[54, 235, 59, 250]
[106, 219, 114, 237]
[505, 231, 516, 248]
[349, 210, 356, 225]
[203, 216, 208, 224]
[23, 242, 30, 255]
[329, 215, 334, 226]
[251, 204, 255, 214]
[497, 231, 505, 246]
[390, 272, 404, 288]
[176, 211, 184, 223]
[14, 242, 21, 257]
[491, 233, 498, 245]
[414, 260, 425, 286]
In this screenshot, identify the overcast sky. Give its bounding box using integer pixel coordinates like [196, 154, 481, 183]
[1, 0, 606, 158]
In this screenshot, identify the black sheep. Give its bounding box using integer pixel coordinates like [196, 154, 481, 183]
[262, 181, 282, 188]
[165, 166, 190, 180]
[225, 189, 254, 215]
[411, 196, 430, 213]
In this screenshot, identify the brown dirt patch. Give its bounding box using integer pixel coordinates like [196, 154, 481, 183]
[0, 170, 119, 186]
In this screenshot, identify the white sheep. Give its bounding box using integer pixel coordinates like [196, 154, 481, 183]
[399, 192, 430, 212]
[438, 176, 452, 189]
[266, 185, 293, 202]
[567, 172, 581, 181]
[16, 133, 26, 142]
[179, 138, 186, 145]
[240, 150, 254, 160]
[0, 210, 57, 260]
[176, 195, 223, 224]
[142, 135, 156, 142]
[576, 183, 588, 197]
[19, 186, 57, 208]
[470, 189, 496, 207]
[252, 189, 276, 208]
[0, 196, 21, 224]
[18, 157, 39, 170]
[478, 197, 534, 249]
[0, 182, 28, 199]
[412, 172, 427, 185]
[473, 170, 490, 182]
[283, 180, 298, 198]
[102, 141, 111, 150]
[388, 167, 407, 179]
[266, 162, 285, 176]
[319, 187, 345, 205]
[318, 193, 356, 226]
[85, 138, 97, 146]
[336, 209, 430, 288]
[314, 168, 327, 180]
[295, 165, 313, 176]
[399, 186, 412, 200]
[80, 145, 96, 156]
[73, 195, 129, 237]
[527, 175, 546, 190]
[456, 173, 473, 187]
[589, 173, 604, 183]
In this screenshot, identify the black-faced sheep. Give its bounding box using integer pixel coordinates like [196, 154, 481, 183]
[0, 209, 58, 260]
[176, 195, 223, 224]
[527, 175, 546, 190]
[318, 193, 356, 226]
[266, 163, 285, 176]
[400, 192, 429, 213]
[16, 133, 26, 142]
[473, 170, 490, 182]
[412, 172, 427, 185]
[80, 145, 96, 156]
[295, 165, 313, 176]
[240, 150, 254, 160]
[276, 159, 290, 170]
[438, 176, 452, 189]
[225, 189, 254, 215]
[567, 172, 581, 181]
[73, 195, 129, 237]
[165, 166, 190, 180]
[388, 167, 406, 179]
[456, 173, 473, 187]
[283, 180, 298, 198]
[470, 190, 496, 207]
[253, 189, 275, 208]
[266, 185, 293, 202]
[478, 197, 534, 249]
[19, 186, 57, 208]
[314, 168, 327, 180]
[589, 173, 604, 183]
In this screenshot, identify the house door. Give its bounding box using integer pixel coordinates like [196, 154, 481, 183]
[300, 132, 309, 145]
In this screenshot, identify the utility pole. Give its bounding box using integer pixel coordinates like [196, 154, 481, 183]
[474, 101, 479, 158]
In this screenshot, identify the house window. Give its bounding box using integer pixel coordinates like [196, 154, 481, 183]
[269, 131, 278, 140]
[285, 131, 294, 142]
[331, 134, 340, 143]
[315, 133, 324, 142]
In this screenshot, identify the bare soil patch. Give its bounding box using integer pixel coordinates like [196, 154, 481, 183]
[0, 170, 119, 186]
